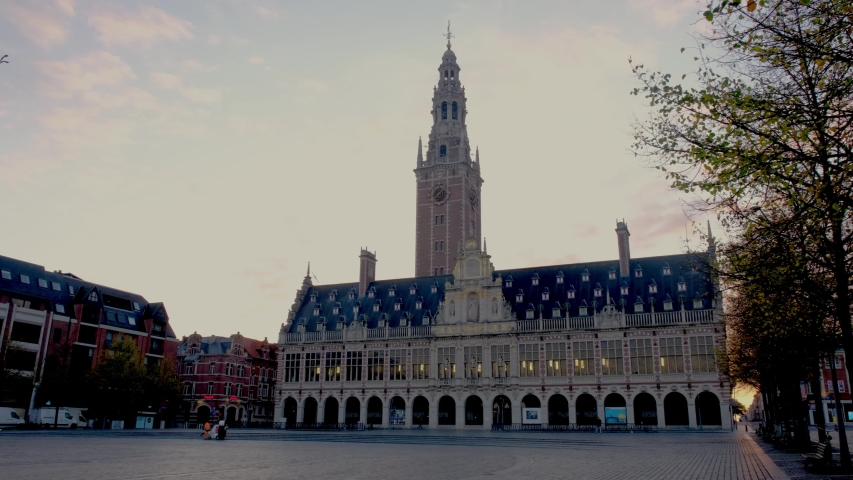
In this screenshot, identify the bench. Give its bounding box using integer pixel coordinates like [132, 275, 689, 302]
[802, 442, 832, 469]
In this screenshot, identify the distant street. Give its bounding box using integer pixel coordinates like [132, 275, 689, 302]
[0, 429, 782, 480]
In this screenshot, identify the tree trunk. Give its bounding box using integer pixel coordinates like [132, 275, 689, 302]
[830, 351, 852, 469]
[812, 364, 828, 443]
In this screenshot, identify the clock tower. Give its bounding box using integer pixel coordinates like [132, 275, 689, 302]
[414, 28, 483, 278]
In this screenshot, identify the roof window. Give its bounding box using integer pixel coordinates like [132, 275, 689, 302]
[133, 302, 141, 311]
[38, 278, 48, 288]
[635, 266, 643, 278]
[663, 295, 674, 311]
[579, 300, 589, 316]
[556, 272, 564, 284]
[313, 306, 320, 316]
[662, 264, 672, 276]
[329, 290, 337, 301]
[87, 291, 98, 302]
[693, 298, 703, 309]
[51, 281, 61, 291]
[634, 296, 644, 313]
[394, 301, 401, 311]
[649, 282, 658, 294]
[431, 282, 438, 294]
[348, 290, 355, 300]
[20, 274, 30, 284]
[55, 304, 66, 314]
[68, 285, 75, 295]
[677, 280, 687, 292]
[389, 286, 396, 297]
[505, 275, 513, 288]
[552, 303, 562, 318]
[608, 269, 617, 281]
[525, 305, 535, 319]
[567, 286, 576, 299]
[542, 288, 550, 301]
[416, 298, 423, 309]
[581, 270, 590, 282]
[332, 303, 341, 315]
[594, 284, 603, 298]
[516, 290, 524, 303]
[128, 316, 136, 326]
[531, 274, 540, 286]
[373, 301, 382, 312]
[410, 285, 417, 295]
[0, 270, 10, 280]
[367, 287, 376, 298]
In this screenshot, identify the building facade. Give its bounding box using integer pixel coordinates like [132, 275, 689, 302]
[176, 332, 277, 427]
[0, 255, 179, 417]
[274, 37, 730, 431]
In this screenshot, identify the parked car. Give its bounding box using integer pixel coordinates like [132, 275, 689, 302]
[0, 407, 25, 428]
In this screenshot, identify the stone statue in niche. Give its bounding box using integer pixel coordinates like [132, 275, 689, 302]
[467, 292, 479, 322]
[491, 298, 498, 316]
[450, 300, 456, 318]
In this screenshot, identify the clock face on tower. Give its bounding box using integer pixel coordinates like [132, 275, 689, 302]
[431, 185, 448, 204]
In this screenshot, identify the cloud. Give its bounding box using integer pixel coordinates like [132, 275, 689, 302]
[626, 0, 700, 27]
[180, 87, 223, 105]
[5, 3, 70, 47]
[296, 78, 329, 93]
[208, 33, 250, 46]
[88, 6, 194, 48]
[248, 56, 265, 65]
[183, 59, 216, 72]
[255, 6, 279, 19]
[38, 51, 136, 99]
[54, 0, 74, 16]
[207, 33, 221, 45]
[150, 72, 182, 90]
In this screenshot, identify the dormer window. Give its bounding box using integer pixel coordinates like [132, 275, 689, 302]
[353, 303, 361, 315]
[516, 290, 524, 303]
[693, 298, 703, 309]
[348, 291, 355, 300]
[332, 303, 341, 315]
[416, 298, 423, 309]
[634, 297, 644, 313]
[394, 302, 401, 311]
[329, 290, 337, 301]
[389, 287, 396, 297]
[431, 283, 438, 294]
[579, 304, 588, 316]
[556, 272, 564, 284]
[88, 291, 99, 302]
[635, 268, 643, 278]
[373, 301, 381, 312]
[422, 316, 431, 326]
[542, 288, 550, 301]
[609, 270, 617, 281]
[663, 266, 672, 276]
[594, 284, 603, 297]
[649, 284, 658, 294]
[378, 316, 387, 328]
[313, 307, 320, 316]
[581, 271, 590, 282]
[552, 304, 562, 318]
[678, 281, 687, 292]
[310, 293, 317, 302]
[621, 285, 629, 296]
[505, 276, 513, 288]
[367, 287, 375, 298]
[399, 315, 409, 327]
[663, 296, 674, 311]
[531, 274, 540, 286]
[567, 287, 576, 300]
[410, 286, 417, 295]
[525, 307, 535, 319]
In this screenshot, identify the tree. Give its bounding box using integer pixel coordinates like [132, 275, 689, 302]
[90, 335, 148, 426]
[630, 0, 853, 455]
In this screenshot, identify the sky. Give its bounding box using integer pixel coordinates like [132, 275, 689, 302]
[0, 0, 717, 342]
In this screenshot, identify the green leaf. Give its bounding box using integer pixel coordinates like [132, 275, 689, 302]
[705, 10, 714, 21]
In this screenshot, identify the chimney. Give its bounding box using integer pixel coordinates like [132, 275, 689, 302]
[359, 247, 377, 297]
[616, 220, 631, 277]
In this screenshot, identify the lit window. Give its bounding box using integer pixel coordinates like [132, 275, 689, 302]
[20, 274, 30, 284]
[55, 304, 66, 314]
[38, 278, 48, 288]
[0, 270, 10, 280]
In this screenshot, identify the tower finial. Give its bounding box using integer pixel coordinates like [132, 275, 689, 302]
[307, 262, 310, 276]
[417, 136, 423, 164]
[476, 146, 479, 163]
[445, 20, 454, 49]
[483, 237, 487, 254]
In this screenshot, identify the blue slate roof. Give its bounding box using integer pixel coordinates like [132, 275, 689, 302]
[285, 275, 453, 333]
[0, 254, 176, 338]
[495, 253, 713, 320]
[285, 252, 713, 332]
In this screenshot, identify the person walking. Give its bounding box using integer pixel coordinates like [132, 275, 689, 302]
[217, 420, 227, 440]
[202, 421, 211, 440]
[595, 416, 602, 434]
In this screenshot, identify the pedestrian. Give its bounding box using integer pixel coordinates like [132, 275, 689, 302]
[202, 421, 211, 440]
[217, 420, 227, 440]
[595, 416, 602, 434]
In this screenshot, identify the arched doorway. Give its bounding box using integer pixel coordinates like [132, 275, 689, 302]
[196, 405, 210, 426]
[303, 397, 318, 424]
[324, 397, 339, 424]
[493, 395, 512, 425]
[283, 397, 297, 426]
[521, 394, 541, 408]
[413, 396, 429, 426]
[238, 408, 244, 425]
[465, 396, 483, 425]
[226, 406, 237, 426]
[389, 396, 405, 426]
[548, 394, 569, 425]
[345, 397, 360, 425]
[438, 396, 456, 425]
[664, 392, 689, 426]
[576, 393, 598, 425]
[367, 396, 383, 425]
[603, 393, 627, 425]
[695, 392, 722, 426]
[633, 392, 657, 426]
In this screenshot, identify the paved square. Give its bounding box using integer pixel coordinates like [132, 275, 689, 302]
[0, 429, 780, 480]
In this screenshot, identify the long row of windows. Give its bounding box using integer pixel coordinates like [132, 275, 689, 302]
[281, 337, 716, 383]
[182, 382, 248, 398]
[183, 362, 247, 377]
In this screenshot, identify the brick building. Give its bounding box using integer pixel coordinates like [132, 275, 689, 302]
[0, 254, 179, 420]
[176, 332, 277, 427]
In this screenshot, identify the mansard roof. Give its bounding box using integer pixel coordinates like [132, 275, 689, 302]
[285, 275, 453, 334]
[494, 252, 713, 321]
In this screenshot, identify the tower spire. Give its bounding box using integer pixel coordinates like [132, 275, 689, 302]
[476, 146, 479, 163]
[417, 136, 423, 164]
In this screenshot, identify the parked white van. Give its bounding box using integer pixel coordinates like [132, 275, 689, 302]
[0, 407, 25, 428]
[33, 407, 77, 428]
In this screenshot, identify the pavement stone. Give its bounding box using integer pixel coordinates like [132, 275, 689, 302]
[0, 428, 780, 480]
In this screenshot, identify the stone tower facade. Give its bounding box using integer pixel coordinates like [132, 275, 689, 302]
[414, 36, 483, 278]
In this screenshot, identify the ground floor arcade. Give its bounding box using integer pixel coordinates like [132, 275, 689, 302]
[276, 387, 730, 430]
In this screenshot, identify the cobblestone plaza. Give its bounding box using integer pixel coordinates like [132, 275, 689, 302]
[0, 429, 789, 480]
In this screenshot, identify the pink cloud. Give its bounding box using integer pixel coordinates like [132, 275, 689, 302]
[5, 3, 70, 48]
[256, 6, 279, 19]
[54, 0, 75, 16]
[626, 0, 700, 28]
[88, 6, 194, 48]
[38, 51, 136, 99]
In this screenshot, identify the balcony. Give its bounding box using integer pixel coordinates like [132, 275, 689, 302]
[439, 378, 453, 387]
[518, 376, 540, 385]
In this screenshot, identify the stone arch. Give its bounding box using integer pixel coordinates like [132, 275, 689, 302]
[633, 392, 658, 426]
[303, 397, 318, 424]
[413, 396, 429, 426]
[576, 393, 598, 425]
[465, 395, 483, 425]
[226, 406, 237, 426]
[603, 393, 627, 425]
[695, 391, 722, 426]
[345, 396, 360, 425]
[196, 405, 210, 426]
[521, 394, 541, 409]
[492, 395, 512, 425]
[324, 397, 339, 424]
[389, 396, 405, 426]
[664, 392, 689, 426]
[282, 397, 297, 426]
[438, 395, 456, 425]
[367, 396, 383, 425]
[547, 394, 570, 425]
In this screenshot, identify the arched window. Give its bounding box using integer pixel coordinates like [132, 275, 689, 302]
[440, 145, 447, 157]
[441, 102, 447, 119]
[444, 70, 449, 79]
[452, 101, 458, 120]
[450, 70, 455, 79]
